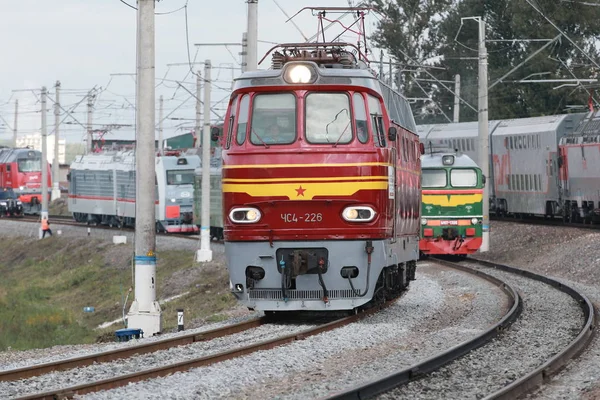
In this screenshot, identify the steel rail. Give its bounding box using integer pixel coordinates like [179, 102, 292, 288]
[0, 317, 266, 382]
[323, 258, 523, 400]
[13, 300, 395, 400]
[324, 258, 595, 400]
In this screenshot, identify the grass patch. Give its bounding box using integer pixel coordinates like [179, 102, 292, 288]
[0, 236, 236, 351]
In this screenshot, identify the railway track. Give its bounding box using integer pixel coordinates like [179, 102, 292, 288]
[325, 258, 595, 400]
[4, 301, 395, 400]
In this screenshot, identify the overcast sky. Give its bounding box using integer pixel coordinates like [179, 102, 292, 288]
[0, 0, 385, 144]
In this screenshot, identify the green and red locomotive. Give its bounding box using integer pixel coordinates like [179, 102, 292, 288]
[419, 151, 485, 257]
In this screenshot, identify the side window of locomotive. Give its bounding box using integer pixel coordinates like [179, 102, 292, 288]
[353, 93, 368, 144]
[422, 169, 447, 188]
[251, 93, 296, 145]
[306, 93, 352, 144]
[226, 96, 238, 148]
[236, 95, 249, 146]
[367, 95, 385, 147]
[450, 169, 477, 188]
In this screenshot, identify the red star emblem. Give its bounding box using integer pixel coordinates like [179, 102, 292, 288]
[295, 185, 306, 197]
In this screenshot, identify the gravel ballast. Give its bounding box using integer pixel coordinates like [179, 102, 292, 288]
[66, 264, 507, 399]
[378, 262, 585, 400]
[2, 219, 600, 398]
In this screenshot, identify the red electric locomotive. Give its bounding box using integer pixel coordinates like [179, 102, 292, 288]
[0, 147, 51, 215]
[220, 8, 422, 312]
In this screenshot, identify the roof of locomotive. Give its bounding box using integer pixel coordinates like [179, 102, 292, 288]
[232, 60, 417, 133]
[421, 152, 480, 169]
[0, 147, 41, 163]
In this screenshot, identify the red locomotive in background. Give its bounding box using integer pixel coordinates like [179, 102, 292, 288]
[219, 7, 422, 313]
[0, 147, 51, 215]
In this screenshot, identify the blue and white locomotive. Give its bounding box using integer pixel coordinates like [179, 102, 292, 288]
[68, 150, 200, 233]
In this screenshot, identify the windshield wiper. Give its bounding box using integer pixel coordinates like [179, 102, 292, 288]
[325, 108, 349, 143]
[333, 121, 352, 148]
[251, 127, 270, 148]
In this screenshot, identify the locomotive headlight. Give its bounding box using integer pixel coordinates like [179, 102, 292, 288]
[0, 202, 6, 206]
[342, 206, 376, 222]
[19, 186, 24, 191]
[421, 218, 428, 226]
[229, 207, 261, 223]
[16, 200, 22, 205]
[471, 217, 479, 225]
[170, 198, 177, 203]
[284, 64, 315, 84]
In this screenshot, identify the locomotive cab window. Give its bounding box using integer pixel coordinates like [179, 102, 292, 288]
[226, 96, 238, 148]
[353, 93, 368, 144]
[450, 169, 477, 188]
[306, 93, 352, 144]
[166, 169, 194, 185]
[236, 95, 250, 145]
[422, 169, 447, 188]
[367, 95, 385, 147]
[17, 158, 41, 172]
[250, 93, 296, 145]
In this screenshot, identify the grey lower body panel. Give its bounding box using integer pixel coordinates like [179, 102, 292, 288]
[225, 237, 419, 311]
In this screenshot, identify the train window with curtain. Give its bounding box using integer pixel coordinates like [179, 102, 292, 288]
[367, 95, 385, 147]
[353, 93, 368, 144]
[306, 93, 352, 144]
[422, 169, 447, 188]
[509, 137, 513, 149]
[250, 93, 296, 145]
[508, 175, 512, 190]
[226, 96, 238, 148]
[236, 95, 250, 145]
[450, 169, 477, 187]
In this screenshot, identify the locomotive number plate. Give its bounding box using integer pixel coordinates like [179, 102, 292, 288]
[440, 220, 459, 226]
[281, 213, 323, 223]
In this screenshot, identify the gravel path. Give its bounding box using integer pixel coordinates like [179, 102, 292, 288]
[0, 219, 214, 252]
[378, 262, 585, 400]
[59, 263, 507, 400]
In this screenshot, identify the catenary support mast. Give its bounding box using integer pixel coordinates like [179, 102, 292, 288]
[52, 81, 61, 201]
[127, 0, 161, 336]
[196, 60, 213, 262]
[41, 87, 49, 225]
[13, 99, 18, 147]
[247, 0, 258, 71]
[477, 18, 490, 252]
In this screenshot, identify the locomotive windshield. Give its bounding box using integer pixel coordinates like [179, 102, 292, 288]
[17, 158, 41, 172]
[250, 93, 296, 145]
[306, 93, 352, 144]
[422, 169, 447, 188]
[450, 169, 478, 187]
[166, 169, 194, 185]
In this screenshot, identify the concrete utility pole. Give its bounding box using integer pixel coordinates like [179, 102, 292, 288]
[127, 0, 161, 336]
[195, 71, 202, 148]
[41, 87, 48, 228]
[52, 81, 61, 201]
[196, 60, 213, 262]
[476, 17, 490, 252]
[453, 74, 461, 123]
[86, 90, 95, 153]
[13, 99, 18, 147]
[158, 95, 164, 155]
[241, 32, 248, 73]
[247, 0, 258, 71]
